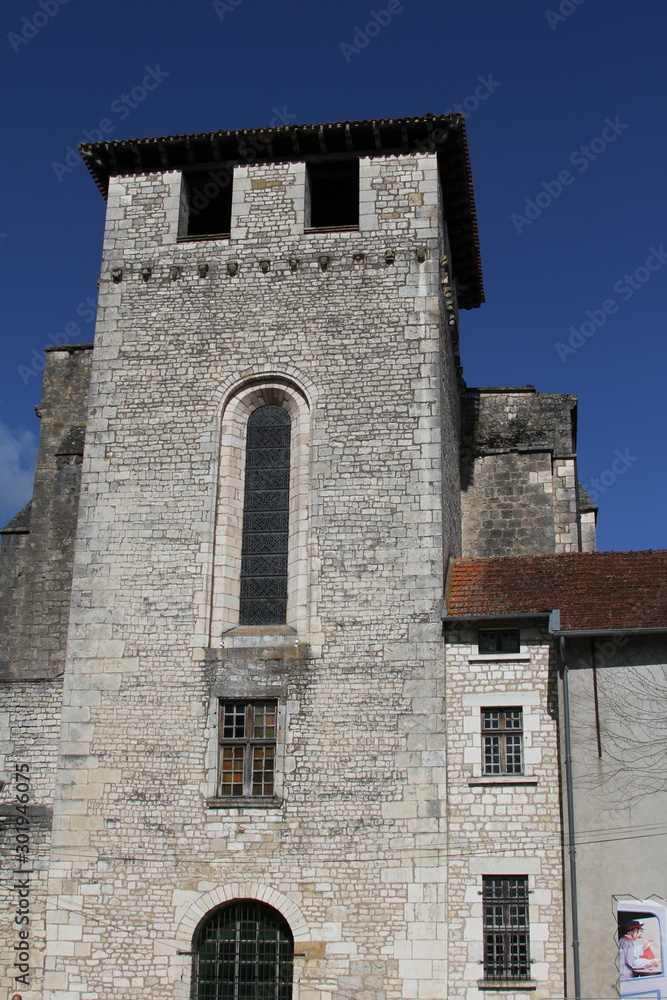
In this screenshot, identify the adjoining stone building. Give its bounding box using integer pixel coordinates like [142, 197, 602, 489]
[1, 114, 665, 1000]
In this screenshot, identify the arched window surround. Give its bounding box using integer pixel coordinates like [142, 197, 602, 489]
[210, 378, 311, 642]
[170, 884, 310, 1000]
[191, 898, 294, 1000]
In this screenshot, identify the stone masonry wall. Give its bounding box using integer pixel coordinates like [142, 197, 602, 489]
[0, 681, 63, 1000]
[460, 388, 581, 557]
[0, 347, 90, 999]
[0, 345, 92, 681]
[42, 153, 462, 1000]
[443, 623, 565, 1000]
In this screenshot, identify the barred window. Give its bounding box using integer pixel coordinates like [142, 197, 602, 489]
[240, 405, 290, 626]
[218, 701, 277, 798]
[193, 900, 293, 1000]
[483, 876, 530, 981]
[482, 708, 523, 775]
[478, 629, 520, 653]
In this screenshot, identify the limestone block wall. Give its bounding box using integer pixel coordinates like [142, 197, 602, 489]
[443, 622, 565, 1000]
[42, 153, 462, 999]
[460, 388, 584, 557]
[0, 346, 90, 998]
[0, 345, 92, 681]
[462, 451, 557, 556]
[0, 681, 62, 999]
[552, 457, 579, 552]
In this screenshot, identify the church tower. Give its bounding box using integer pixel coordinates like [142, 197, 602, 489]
[40, 114, 482, 1000]
[1, 116, 587, 1000]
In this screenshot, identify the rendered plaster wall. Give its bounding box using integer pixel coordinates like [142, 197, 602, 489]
[42, 153, 462, 1000]
[563, 636, 667, 1000]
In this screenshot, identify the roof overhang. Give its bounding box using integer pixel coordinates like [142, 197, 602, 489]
[79, 113, 484, 309]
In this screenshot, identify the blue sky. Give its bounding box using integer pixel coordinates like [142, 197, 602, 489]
[0, 0, 665, 550]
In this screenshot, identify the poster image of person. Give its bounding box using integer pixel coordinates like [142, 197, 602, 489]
[616, 900, 667, 1000]
[619, 919, 661, 979]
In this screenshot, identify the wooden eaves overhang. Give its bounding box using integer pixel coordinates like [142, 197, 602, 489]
[79, 113, 484, 310]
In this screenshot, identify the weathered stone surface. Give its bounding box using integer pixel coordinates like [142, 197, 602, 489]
[0, 148, 576, 1000]
[461, 388, 583, 556]
[0, 345, 92, 682]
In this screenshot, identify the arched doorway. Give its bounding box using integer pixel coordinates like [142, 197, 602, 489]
[192, 899, 294, 999]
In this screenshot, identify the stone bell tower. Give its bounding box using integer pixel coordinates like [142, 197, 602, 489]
[36, 114, 482, 1000]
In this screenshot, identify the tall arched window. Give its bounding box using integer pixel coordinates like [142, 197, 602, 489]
[209, 378, 312, 642]
[239, 405, 291, 625]
[193, 899, 294, 1000]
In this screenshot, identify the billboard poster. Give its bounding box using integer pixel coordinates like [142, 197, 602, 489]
[617, 898, 667, 999]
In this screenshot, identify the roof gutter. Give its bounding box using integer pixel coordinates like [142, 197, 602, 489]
[441, 611, 551, 623]
[442, 611, 667, 635]
[549, 626, 667, 637]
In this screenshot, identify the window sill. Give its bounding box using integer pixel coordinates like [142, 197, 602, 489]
[477, 979, 537, 991]
[303, 224, 359, 234]
[214, 625, 300, 653]
[469, 653, 531, 663]
[206, 796, 282, 810]
[177, 232, 230, 243]
[469, 776, 538, 787]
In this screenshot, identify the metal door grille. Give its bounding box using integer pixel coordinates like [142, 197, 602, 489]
[240, 406, 290, 625]
[193, 901, 293, 1000]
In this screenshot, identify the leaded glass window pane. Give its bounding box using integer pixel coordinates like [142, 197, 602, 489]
[240, 406, 290, 625]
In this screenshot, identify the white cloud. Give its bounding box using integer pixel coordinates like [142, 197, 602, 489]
[0, 421, 37, 526]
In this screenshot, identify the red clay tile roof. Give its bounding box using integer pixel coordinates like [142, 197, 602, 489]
[445, 551, 667, 632]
